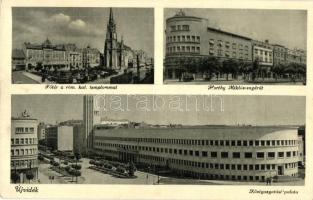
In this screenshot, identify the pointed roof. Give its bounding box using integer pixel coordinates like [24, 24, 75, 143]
[109, 8, 114, 23]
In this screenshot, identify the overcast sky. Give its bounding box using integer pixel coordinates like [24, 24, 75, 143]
[12, 95, 305, 126]
[12, 7, 154, 57]
[165, 9, 307, 50]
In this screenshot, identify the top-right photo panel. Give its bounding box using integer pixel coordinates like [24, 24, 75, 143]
[164, 9, 307, 85]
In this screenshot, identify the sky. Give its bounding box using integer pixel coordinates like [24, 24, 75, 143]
[12, 7, 154, 57]
[11, 95, 305, 126]
[164, 9, 307, 50]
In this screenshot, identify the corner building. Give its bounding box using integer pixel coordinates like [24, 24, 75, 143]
[165, 10, 252, 79]
[93, 126, 300, 182]
[11, 111, 38, 183]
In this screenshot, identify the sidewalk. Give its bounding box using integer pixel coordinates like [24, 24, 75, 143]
[22, 71, 51, 84]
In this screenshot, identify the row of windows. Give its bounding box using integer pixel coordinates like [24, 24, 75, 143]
[11, 159, 37, 168]
[170, 25, 190, 32]
[94, 137, 299, 147]
[167, 35, 200, 43]
[95, 142, 299, 159]
[212, 49, 249, 60]
[255, 55, 273, 63]
[11, 138, 37, 145]
[254, 49, 273, 56]
[99, 148, 298, 172]
[11, 148, 37, 156]
[209, 39, 249, 50]
[167, 158, 298, 171]
[15, 127, 35, 134]
[167, 46, 200, 53]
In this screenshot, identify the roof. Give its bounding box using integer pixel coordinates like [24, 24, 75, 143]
[207, 27, 251, 41]
[12, 49, 25, 59]
[94, 126, 299, 140]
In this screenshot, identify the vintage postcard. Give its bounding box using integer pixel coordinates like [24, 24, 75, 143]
[0, 0, 312, 199]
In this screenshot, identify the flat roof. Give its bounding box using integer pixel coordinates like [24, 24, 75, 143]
[94, 126, 299, 140]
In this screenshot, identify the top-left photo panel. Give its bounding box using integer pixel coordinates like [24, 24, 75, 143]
[12, 7, 154, 84]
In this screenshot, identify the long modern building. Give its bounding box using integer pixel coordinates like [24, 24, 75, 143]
[164, 10, 306, 79]
[11, 110, 38, 183]
[92, 125, 301, 182]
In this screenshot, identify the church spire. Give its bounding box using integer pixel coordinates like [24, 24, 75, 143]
[109, 7, 114, 23]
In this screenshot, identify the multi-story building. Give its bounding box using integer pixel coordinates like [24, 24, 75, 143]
[252, 40, 273, 67]
[22, 38, 67, 71]
[11, 110, 38, 183]
[93, 126, 301, 182]
[165, 10, 252, 79]
[46, 125, 74, 152]
[165, 10, 306, 79]
[83, 95, 101, 155]
[64, 44, 83, 70]
[12, 49, 26, 71]
[273, 44, 287, 66]
[37, 122, 46, 141]
[82, 45, 101, 68]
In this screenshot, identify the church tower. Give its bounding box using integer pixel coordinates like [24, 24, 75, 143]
[104, 8, 119, 70]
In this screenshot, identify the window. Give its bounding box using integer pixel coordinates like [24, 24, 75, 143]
[286, 151, 291, 157]
[182, 25, 189, 31]
[221, 152, 228, 158]
[244, 152, 253, 158]
[256, 152, 264, 158]
[189, 150, 193, 156]
[11, 139, 14, 145]
[202, 151, 208, 157]
[278, 152, 284, 158]
[267, 152, 275, 158]
[211, 152, 217, 158]
[195, 151, 199, 156]
[233, 152, 240, 158]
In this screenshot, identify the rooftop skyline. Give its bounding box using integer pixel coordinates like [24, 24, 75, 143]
[11, 95, 305, 126]
[165, 8, 307, 50]
[12, 7, 154, 57]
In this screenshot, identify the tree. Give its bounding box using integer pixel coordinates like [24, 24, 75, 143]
[26, 171, 34, 183]
[11, 172, 19, 183]
[127, 162, 136, 177]
[251, 58, 260, 81]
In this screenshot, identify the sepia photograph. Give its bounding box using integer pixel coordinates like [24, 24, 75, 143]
[164, 9, 307, 85]
[11, 94, 305, 185]
[11, 7, 154, 84]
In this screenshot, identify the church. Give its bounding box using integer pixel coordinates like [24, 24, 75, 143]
[104, 8, 128, 71]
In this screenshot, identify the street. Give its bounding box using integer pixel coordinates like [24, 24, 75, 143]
[35, 158, 304, 185]
[12, 71, 39, 84]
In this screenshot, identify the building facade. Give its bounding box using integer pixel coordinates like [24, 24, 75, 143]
[11, 110, 38, 183]
[83, 46, 101, 68]
[12, 49, 26, 71]
[165, 10, 252, 79]
[273, 44, 287, 66]
[46, 125, 74, 151]
[252, 40, 273, 67]
[164, 10, 306, 79]
[64, 44, 83, 70]
[37, 122, 46, 141]
[93, 126, 300, 182]
[23, 38, 67, 71]
[104, 8, 126, 71]
[83, 95, 101, 155]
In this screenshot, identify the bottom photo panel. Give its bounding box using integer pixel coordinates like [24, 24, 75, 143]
[11, 94, 305, 185]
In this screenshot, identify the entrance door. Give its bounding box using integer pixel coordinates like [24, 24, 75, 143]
[278, 166, 284, 175]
